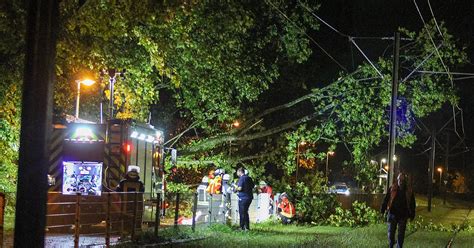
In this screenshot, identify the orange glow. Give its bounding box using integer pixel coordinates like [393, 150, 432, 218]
[437, 167, 442, 173]
[233, 120, 240, 128]
[79, 79, 95, 86]
[328, 151, 335, 156]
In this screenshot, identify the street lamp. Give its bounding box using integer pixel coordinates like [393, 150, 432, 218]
[232, 120, 240, 128]
[326, 151, 335, 184]
[228, 120, 240, 157]
[379, 158, 387, 187]
[75, 79, 95, 119]
[437, 167, 443, 187]
[295, 141, 306, 184]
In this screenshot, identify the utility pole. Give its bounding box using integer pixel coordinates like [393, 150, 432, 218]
[387, 32, 400, 191]
[428, 128, 436, 212]
[14, 0, 59, 247]
[443, 133, 449, 205]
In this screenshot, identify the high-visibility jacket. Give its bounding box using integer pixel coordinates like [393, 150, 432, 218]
[206, 175, 222, 194]
[278, 197, 295, 218]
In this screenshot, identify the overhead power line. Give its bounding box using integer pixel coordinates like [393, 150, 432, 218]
[265, 0, 347, 72]
[413, 0, 453, 87]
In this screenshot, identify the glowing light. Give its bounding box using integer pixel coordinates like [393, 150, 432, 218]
[130, 131, 139, 138]
[437, 167, 442, 173]
[79, 79, 95, 86]
[74, 127, 94, 141]
[138, 133, 146, 141]
[126, 144, 131, 153]
[233, 120, 240, 128]
[146, 135, 154, 143]
[328, 151, 335, 156]
[381, 158, 387, 164]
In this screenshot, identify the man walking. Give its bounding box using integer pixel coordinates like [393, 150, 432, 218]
[381, 173, 416, 248]
[235, 166, 254, 231]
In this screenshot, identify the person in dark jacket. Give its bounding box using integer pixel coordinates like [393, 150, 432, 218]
[116, 165, 145, 192]
[235, 166, 254, 231]
[381, 173, 416, 248]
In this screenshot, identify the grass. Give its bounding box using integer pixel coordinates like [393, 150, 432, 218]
[415, 194, 474, 226]
[168, 222, 474, 248]
[3, 194, 473, 247]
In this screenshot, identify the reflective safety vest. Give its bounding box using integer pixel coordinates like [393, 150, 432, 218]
[278, 198, 295, 218]
[206, 175, 222, 194]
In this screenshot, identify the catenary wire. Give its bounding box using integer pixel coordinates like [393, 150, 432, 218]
[266, 0, 348, 72]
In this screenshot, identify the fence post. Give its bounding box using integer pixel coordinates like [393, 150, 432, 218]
[222, 195, 227, 224]
[173, 193, 180, 228]
[154, 193, 161, 237]
[74, 193, 81, 248]
[131, 192, 138, 241]
[105, 192, 111, 247]
[192, 193, 198, 232]
[120, 193, 124, 238]
[208, 194, 212, 226]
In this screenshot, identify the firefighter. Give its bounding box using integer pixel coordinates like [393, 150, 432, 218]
[277, 192, 295, 224]
[116, 165, 145, 192]
[116, 165, 144, 235]
[207, 169, 223, 194]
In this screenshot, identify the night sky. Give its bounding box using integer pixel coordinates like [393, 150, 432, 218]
[299, 0, 474, 189]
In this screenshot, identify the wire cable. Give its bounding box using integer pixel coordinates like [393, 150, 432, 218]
[427, 0, 444, 39]
[401, 44, 442, 83]
[297, 1, 385, 76]
[413, 0, 453, 87]
[266, 0, 348, 71]
[350, 38, 384, 78]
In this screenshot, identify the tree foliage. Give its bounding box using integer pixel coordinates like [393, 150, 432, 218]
[0, 0, 468, 193]
[0, 0, 25, 192]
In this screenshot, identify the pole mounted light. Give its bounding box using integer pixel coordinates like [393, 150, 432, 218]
[326, 151, 335, 184]
[295, 141, 307, 184]
[437, 167, 443, 186]
[75, 79, 95, 119]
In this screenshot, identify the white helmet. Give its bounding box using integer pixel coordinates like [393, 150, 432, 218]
[223, 174, 230, 181]
[127, 165, 140, 173]
[201, 176, 209, 183]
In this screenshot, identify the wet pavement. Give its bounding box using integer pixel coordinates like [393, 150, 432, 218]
[3, 234, 121, 248]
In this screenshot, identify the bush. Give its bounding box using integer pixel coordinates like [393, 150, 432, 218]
[285, 173, 339, 224]
[328, 201, 381, 227]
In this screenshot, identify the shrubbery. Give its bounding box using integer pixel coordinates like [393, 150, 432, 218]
[283, 173, 339, 224]
[328, 201, 382, 227]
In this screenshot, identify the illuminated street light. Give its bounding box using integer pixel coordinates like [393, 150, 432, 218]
[295, 141, 307, 184]
[75, 79, 95, 119]
[326, 151, 335, 184]
[228, 120, 240, 157]
[232, 120, 240, 128]
[379, 158, 387, 187]
[437, 167, 443, 187]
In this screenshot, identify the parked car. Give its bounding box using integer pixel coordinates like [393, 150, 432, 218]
[330, 182, 350, 195]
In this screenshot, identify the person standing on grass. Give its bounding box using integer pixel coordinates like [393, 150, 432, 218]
[381, 172, 416, 248]
[235, 166, 255, 231]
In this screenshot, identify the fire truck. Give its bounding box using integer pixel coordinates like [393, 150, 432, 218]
[48, 118, 164, 196]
